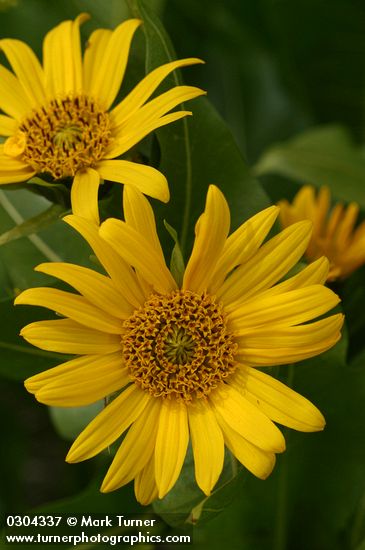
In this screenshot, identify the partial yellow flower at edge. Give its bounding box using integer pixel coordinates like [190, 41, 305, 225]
[16, 185, 343, 505]
[278, 185, 365, 281]
[0, 14, 206, 224]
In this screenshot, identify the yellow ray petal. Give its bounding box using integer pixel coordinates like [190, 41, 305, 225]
[25, 351, 123, 393]
[35, 262, 133, 319]
[71, 168, 100, 225]
[209, 385, 285, 453]
[0, 115, 17, 136]
[256, 257, 330, 299]
[228, 285, 340, 329]
[64, 214, 146, 308]
[66, 384, 151, 462]
[83, 28, 112, 92]
[235, 314, 343, 348]
[218, 221, 312, 306]
[106, 110, 192, 159]
[155, 399, 189, 498]
[15, 287, 123, 334]
[86, 19, 141, 109]
[0, 39, 46, 107]
[101, 398, 161, 492]
[0, 154, 35, 183]
[112, 85, 205, 135]
[233, 367, 325, 432]
[183, 185, 230, 292]
[43, 13, 89, 96]
[20, 318, 122, 355]
[123, 185, 165, 263]
[96, 160, 169, 203]
[111, 58, 204, 126]
[99, 218, 176, 294]
[134, 455, 159, 506]
[216, 411, 276, 479]
[35, 355, 128, 407]
[0, 64, 33, 119]
[108, 87, 206, 157]
[188, 400, 225, 495]
[209, 206, 279, 293]
[334, 202, 359, 246]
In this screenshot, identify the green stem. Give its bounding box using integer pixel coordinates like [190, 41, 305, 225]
[273, 365, 294, 550]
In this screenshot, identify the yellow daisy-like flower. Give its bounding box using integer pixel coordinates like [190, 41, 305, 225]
[278, 185, 365, 281]
[16, 186, 343, 504]
[0, 14, 205, 223]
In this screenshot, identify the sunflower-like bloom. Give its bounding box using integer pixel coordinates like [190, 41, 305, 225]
[16, 186, 343, 504]
[0, 14, 205, 223]
[278, 185, 365, 281]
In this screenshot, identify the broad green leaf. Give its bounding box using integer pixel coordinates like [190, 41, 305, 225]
[254, 125, 365, 208]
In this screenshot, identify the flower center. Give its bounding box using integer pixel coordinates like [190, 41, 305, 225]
[7, 95, 112, 179]
[122, 290, 238, 402]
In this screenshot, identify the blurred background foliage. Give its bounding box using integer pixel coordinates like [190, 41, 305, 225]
[0, 0, 365, 549]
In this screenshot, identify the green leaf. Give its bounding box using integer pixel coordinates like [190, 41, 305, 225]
[153, 445, 246, 527]
[163, 220, 185, 286]
[49, 402, 104, 441]
[254, 125, 365, 207]
[127, 0, 270, 258]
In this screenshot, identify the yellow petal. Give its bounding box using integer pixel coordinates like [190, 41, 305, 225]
[188, 400, 225, 495]
[233, 367, 326, 432]
[96, 160, 169, 203]
[43, 13, 89, 96]
[216, 411, 276, 479]
[209, 385, 285, 453]
[228, 285, 340, 329]
[35, 262, 133, 319]
[0, 115, 17, 136]
[0, 64, 33, 119]
[64, 214, 146, 308]
[235, 315, 344, 366]
[20, 318, 122, 354]
[71, 168, 100, 225]
[15, 287, 123, 334]
[0, 152, 35, 183]
[183, 185, 230, 292]
[106, 110, 192, 159]
[25, 351, 123, 392]
[108, 86, 206, 158]
[111, 58, 204, 126]
[134, 455, 159, 506]
[258, 256, 330, 299]
[66, 384, 151, 462]
[0, 39, 46, 107]
[155, 399, 189, 498]
[209, 205, 279, 293]
[35, 354, 128, 407]
[99, 218, 176, 294]
[85, 19, 141, 109]
[123, 185, 165, 263]
[101, 398, 161, 492]
[218, 221, 312, 305]
[83, 28, 112, 92]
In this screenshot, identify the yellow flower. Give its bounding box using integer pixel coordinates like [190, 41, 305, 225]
[278, 185, 365, 281]
[16, 186, 343, 504]
[0, 14, 205, 223]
